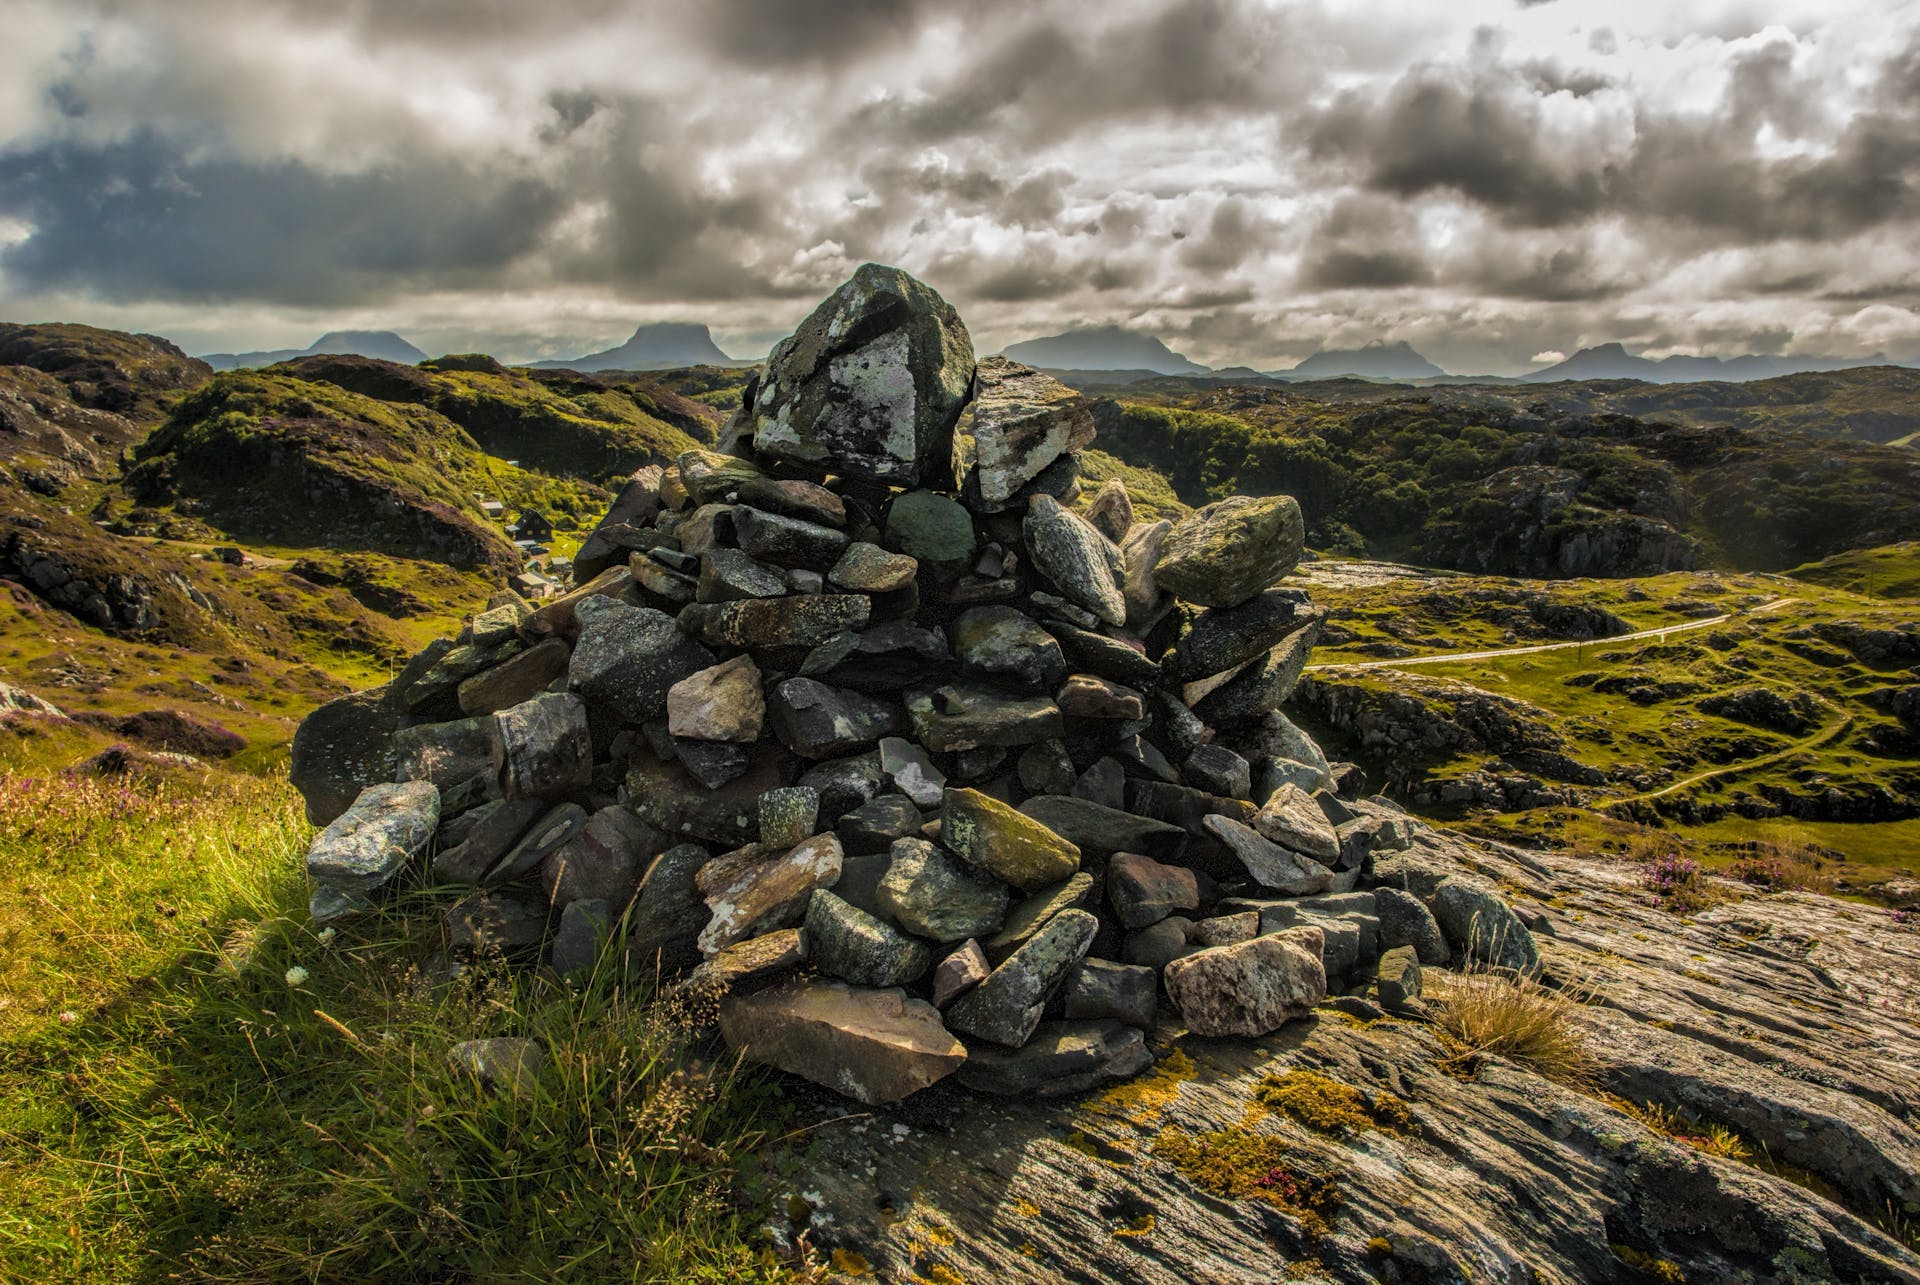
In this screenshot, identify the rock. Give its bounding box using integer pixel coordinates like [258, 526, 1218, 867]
[957, 1019, 1152, 1096]
[698, 833, 844, 954]
[678, 595, 871, 649]
[798, 751, 888, 821]
[738, 476, 846, 528]
[1018, 795, 1188, 861]
[290, 688, 402, 826]
[953, 357, 1095, 508]
[1023, 494, 1125, 626]
[407, 640, 521, 712]
[733, 505, 849, 570]
[1061, 959, 1158, 1029]
[457, 637, 572, 716]
[768, 678, 907, 760]
[467, 599, 530, 646]
[681, 927, 807, 997]
[697, 547, 788, 603]
[306, 780, 440, 894]
[931, 939, 990, 1007]
[1431, 880, 1541, 976]
[877, 736, 946, 808]
[1190, 910, 1259, 948]
[485, 801, 590, 884]
[445, 892, 549, 956]
[719, 980, 967, 1105]
[672, 738, 749, 789]
[1016, 740, 1078, 796]
[818, 545, 915, 602]
[1376, 945, 1422, 1013]
[551, 898, 612, 979]
[945, 909, 1097, 1047]
[1201, 814, 1335, 895]
[803, 623, 951, 692]
[877, 837, 1011, 942]
[836, 794, 924, 854]
[309, 885, 373, 922]
[1120, 519, 1173, 629]
[750, 263, 975, 488]
[447, 1037, 546, 1097]
[432, 796, 548, 885]
[883, 488, 976, 572]
[1112, 733, 1182, 784]
[905, 684, 1064, 752]
[665, 654, 766, 743]
[627, 842, 711, 971]
[392, 715, 497, 794]
[758, 786, 821, 849]
[1084, 479, 1134, 543]
[984, 872, 1096, 960]
[1191, 617, 1322, 726]
[1040, 621, 1160, 686]
[806, 890, 932, 986]
[940, 787, 1080, 891]
[1162, 928, 1327, 1037]
[1163, 588, 1314, 683]
[1071, 757, 1126, 809]
[952, 606, 1068, 691]
[676, 448, 765, 505]
[1151, 494, 1305, 608]
[1183, 743, 1251, 799]
[1374, 886, 1450, 965]
[521, 566, 632, 640]
[1106, 851, 1199, 929]
[1055, 673, 1144, 720]
[630, 553, 696, 603]
[1252, 783, 1341, 864]
[540, 805, 661, 911]
[1123, 916, 1195, 970]
[492, 692, 593, 800]
[569, 597, 716, 724]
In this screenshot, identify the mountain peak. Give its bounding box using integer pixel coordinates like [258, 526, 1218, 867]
[1285, 341, 1444, 380]
[530, 322, 735, 371]
[999, 326, 1208, 375]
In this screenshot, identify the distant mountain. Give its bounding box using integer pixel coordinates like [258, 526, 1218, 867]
[200, 330, 426, 371]
[530, 323, 739, 372]
[1524, 343, 1897, 384]
[1279, 341, 1444, 381]
[1000, 326, 1209, 376]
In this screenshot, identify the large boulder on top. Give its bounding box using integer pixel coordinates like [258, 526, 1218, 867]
[748, 263, 975, 487]
[1152, 494, 1306, 608]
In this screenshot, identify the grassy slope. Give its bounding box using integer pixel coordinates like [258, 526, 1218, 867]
[0, 767, 787, 1282]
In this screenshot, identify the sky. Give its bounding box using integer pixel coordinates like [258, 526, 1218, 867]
[1, 0, 1916, 374]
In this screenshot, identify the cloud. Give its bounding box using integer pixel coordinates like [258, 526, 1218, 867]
[0, 0, 1917, 373]
[1530, 349, 1566, 363]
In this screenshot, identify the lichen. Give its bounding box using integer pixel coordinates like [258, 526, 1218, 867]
[1112, 1213, 1155, 1238]
[1151, 1126, 1341, 1239]
[1611, 1243, 1685, 1282]
[1090, 1045, 1197, 1127]
[1254, 1069, 1416, 1138]
[829, 1247, 874, 1276]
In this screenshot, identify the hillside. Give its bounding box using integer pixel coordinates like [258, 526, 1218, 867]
[1093, 380, 1920, 575]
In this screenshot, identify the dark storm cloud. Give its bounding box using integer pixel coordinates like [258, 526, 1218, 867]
[0, 133, 565, 305]
[1294, 196, 1432, 290]
[695, 0, 944, 67]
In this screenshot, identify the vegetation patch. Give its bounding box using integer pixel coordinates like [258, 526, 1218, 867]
[1429, 969, 1595, 1086]
[1252, 1069, 1415, 1138]
[1151, 1126, 1342, 1238]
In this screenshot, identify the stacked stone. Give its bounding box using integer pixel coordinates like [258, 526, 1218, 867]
[294, 263, 1540, 1107]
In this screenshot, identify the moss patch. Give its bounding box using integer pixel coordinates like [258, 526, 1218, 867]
[1253, 1069, 1416, 1138]
[1151, 1126, 1341, 1239]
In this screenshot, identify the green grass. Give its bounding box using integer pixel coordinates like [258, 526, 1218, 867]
[1786, 541, 1920, 599]
[0, 768, 788, 1281]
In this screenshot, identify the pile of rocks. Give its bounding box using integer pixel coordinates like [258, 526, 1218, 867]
[293, 264, 1541, 1106]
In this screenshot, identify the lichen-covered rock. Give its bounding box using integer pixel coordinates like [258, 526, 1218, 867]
[829, 542, 918, 593]
[955, 1019, 1151, 1096]
[1191, 615, 1323, 726]
[1151, 494, 1305, 608]
[1061, 958, 1158, 1029]
[1374, 885, 1450, 964]
[1084, 479, 1134, 544]
[952, 606, 1068, 692]
[306, 779, 439, 895]
[678, 595, 871, 649]
[568, 597, 716, 724]
[719, 980, 966, 1105]
[877, 837, 1011, 942]
[945, 909, 1097, 1047]
[1202, 814, 1335, 895]
[905, 684, 1064, 753]
[768, 677, 907, 760]
[1162, 926, 1327, 1037]
[1023, 494, 1125, 626]
[666, 654, 765, 743]
[1163, 588, 1315, 684]
[940, 787, 1080, 891]
[806, 889, 932, 986]
[883, 488, 976, 571]
[1431, 879, 1541, 976]
[1253, 783, 1341, 864]
[750, 263, 975, 487]
[758, 786, 820, 850]
[953, 357, 1095, 509]
[697, 832, 844, 954]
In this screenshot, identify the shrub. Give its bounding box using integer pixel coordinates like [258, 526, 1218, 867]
[1639, 853, 1729, 914]
[1430, 968, 1595, 1086]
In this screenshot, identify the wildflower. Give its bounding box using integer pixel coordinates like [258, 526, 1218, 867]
[316, 927, 337, 947]
[58, 1010, 79, 1025]
[285, 965, 310, 986]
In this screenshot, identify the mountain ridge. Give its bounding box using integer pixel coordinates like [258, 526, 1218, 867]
[529, 322, 742, 372]
[1000, 324, 1209, 375]
[200, 330, 427, 371]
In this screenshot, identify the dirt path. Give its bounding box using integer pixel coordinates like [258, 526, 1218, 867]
[1603, 705, 1855, 809]
[1309, 596, 1794, 673]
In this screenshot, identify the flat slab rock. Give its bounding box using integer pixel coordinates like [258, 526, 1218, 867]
[747, 827, 1920, 1284]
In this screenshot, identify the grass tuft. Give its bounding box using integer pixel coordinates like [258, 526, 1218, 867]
[1429, 967, 1596, 1087]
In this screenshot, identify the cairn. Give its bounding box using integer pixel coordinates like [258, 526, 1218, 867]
[292, 264, 1540, 1105]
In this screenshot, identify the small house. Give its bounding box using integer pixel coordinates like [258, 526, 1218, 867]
[479, 499, 506, 520]
[513, 509, 554, 542]
[509, 570, 556, 600]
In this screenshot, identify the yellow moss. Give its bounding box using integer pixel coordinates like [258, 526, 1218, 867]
[829, 1248, 873, 1276]
[1366, 1236, 1394, 1256]
[1285, 1263, 1325, 1280]
[1151, 1126, 1341, 1240]
[1091, 1046, 1197, 1127]
[1254, 1070, 1416, 1138]
[914, 1267, 966, 1285]
[1009, 1198, 1041, 1219]
[1113, 1214, 1155, 1238]
[1018, 1243, 1041, 1258]
[1611, 1244, 1685, 1283]
[923, 1223, 955, 1247]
